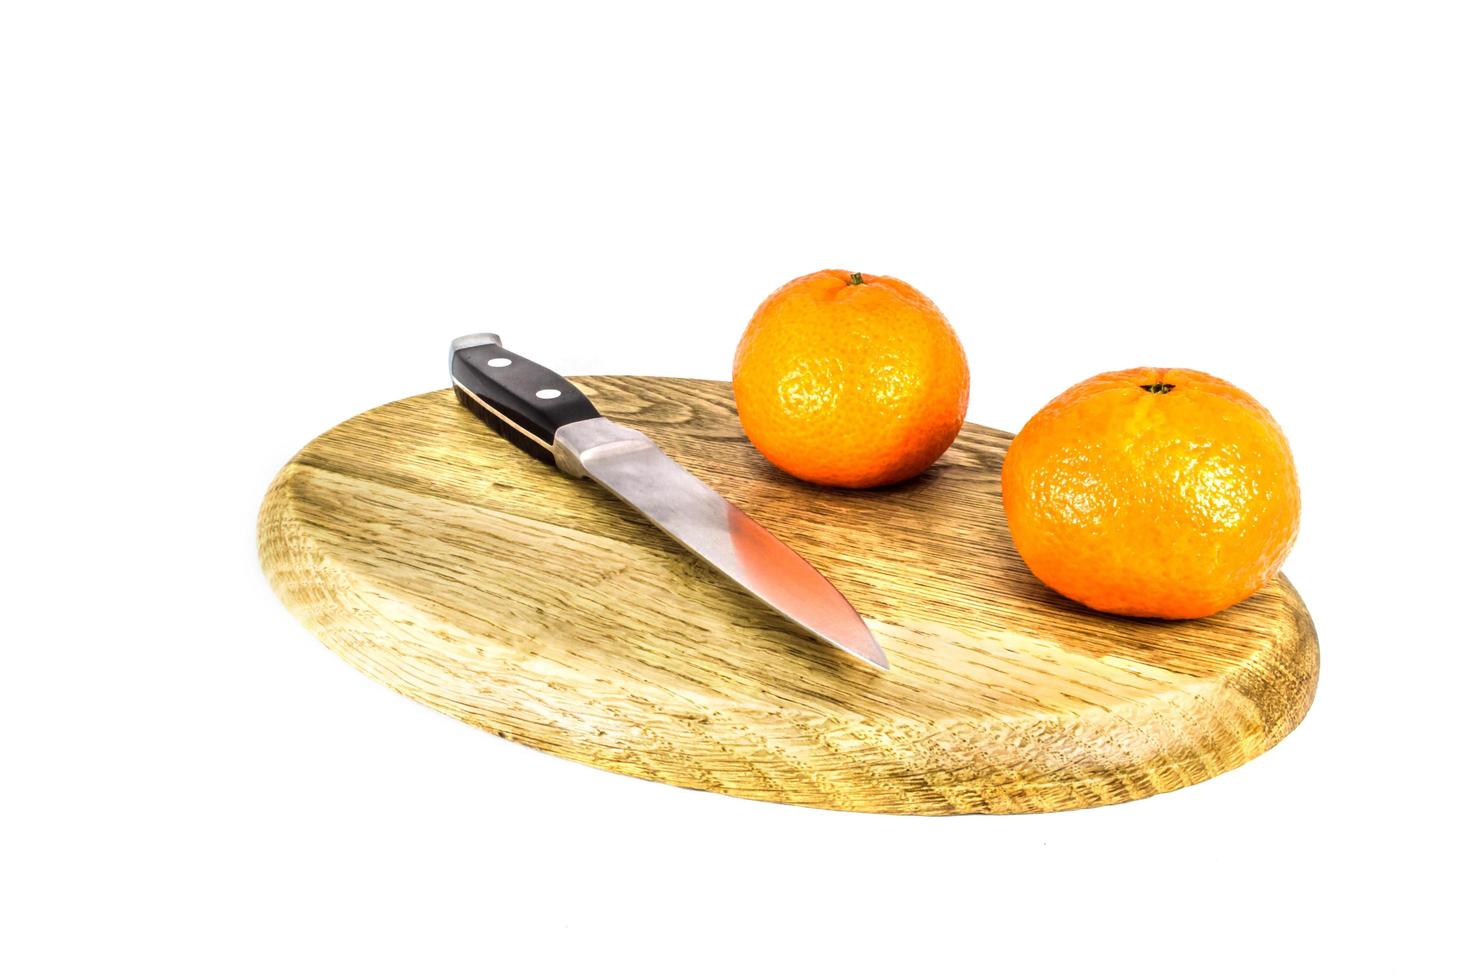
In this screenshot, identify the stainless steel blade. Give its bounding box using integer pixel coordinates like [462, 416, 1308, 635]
[553, 417, 887, 669]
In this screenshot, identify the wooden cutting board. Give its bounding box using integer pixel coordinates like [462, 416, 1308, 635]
[258, 377, 1318, 815]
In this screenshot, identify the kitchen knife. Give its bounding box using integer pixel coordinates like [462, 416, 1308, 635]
[449, 333, 888, 670]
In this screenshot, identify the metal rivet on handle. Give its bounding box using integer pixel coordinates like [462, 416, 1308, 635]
[535, 389, 562, 399]
[487, 357, 512, 368]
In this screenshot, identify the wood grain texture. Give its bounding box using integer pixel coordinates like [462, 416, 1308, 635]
[258, 377, 1318, 814]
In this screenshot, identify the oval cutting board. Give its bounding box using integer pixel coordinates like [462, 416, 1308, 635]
[258, 377, 1318, 815]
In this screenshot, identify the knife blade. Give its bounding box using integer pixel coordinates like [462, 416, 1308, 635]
[448, 333, 887, 670]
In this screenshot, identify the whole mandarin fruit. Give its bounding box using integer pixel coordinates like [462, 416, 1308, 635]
[733, 270, 969, 488]
[1001, 368, 1300, 619]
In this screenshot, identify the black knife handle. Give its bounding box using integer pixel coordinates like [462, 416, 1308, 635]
[449, 333, 602, 464]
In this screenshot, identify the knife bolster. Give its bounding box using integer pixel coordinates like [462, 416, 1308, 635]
[552, 417, 656, 479]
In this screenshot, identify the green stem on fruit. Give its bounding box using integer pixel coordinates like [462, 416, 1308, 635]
[849, 272, 864, 285]
[1141, 382, 1176, 394]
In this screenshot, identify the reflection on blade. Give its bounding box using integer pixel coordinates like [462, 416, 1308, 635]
[577, 438, 887, 669]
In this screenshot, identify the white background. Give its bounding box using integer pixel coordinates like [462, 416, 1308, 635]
[4, 2, 1471, 977]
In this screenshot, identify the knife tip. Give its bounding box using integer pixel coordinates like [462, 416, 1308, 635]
[840, 634, 889, 671]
